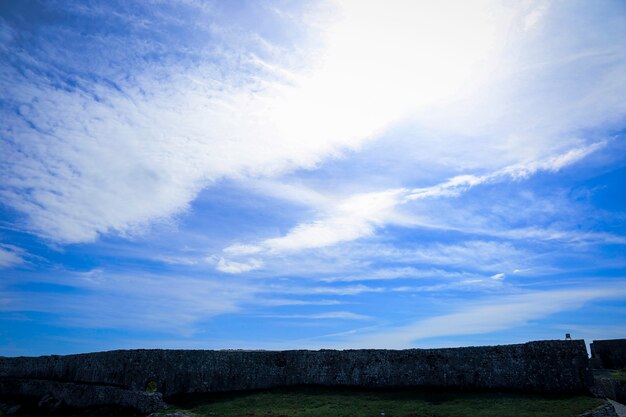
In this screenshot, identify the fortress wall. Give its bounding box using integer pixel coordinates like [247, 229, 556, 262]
[0, 340, 592, 399]
[590, 339, 626, 370]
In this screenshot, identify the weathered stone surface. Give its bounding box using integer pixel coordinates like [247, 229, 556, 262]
[591, 340, 626, 370]
[609, 400, 626, 417]
[594, 378, 626, 403]
[0, 402, 22, 415]
[0, 340, 591, 398]
[0, 379, 166, 414]
[580, 402, 619, 417]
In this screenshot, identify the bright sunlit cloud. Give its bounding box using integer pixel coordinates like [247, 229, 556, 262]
[1, 0, 538, 244]
[268, 0, 509, 149]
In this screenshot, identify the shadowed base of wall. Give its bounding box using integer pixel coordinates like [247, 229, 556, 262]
[0, 379, 166, 414]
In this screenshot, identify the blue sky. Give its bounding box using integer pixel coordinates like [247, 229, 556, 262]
[1, 0, 625, 356]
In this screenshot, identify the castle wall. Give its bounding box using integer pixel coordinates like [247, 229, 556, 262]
[0, 340, 592, 399]
[590, 339, 626, 370]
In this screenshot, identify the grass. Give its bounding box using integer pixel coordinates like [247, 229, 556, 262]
[606, 369, 626, 382]
[160, 386, 604, 417]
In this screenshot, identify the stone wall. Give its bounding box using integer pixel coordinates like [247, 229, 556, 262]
[591, 339, 626, 370]
[0, 340, 591, 401]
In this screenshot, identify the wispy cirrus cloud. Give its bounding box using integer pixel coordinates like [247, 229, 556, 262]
[218, 142, 607, 273]
[329, 285, 626, 348]
[320, 267, 482, 283]
[0, 267, 382, 335]
[264, 311, 371, 320]
[409, 241, 524, 271]
[405, 141, 607, 200]
[0, 244, 25, 269]
[0, 270, 320, 334]
[0, 270, 257, 334]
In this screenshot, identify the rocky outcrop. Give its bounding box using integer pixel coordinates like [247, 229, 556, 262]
[593, 378, 626, 404]
[0, 340, 592, 413]
[0, 379, 165, 414]
[580, 402, 620, 417]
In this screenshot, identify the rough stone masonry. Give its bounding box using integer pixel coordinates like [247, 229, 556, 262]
[0, 340, 593, 412]
[591, 339, 626, 370]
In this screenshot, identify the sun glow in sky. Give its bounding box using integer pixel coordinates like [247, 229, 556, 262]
[1, 0, 625, 355]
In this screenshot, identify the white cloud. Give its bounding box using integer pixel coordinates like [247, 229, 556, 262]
[217, 189, 405, 273]
[216, 257, 263, 274]
[218, 143, 604, 273]
[266, 311, 371, 320]
[223, 244, 264, 256]
[281, 284, 383, 296]
[0, 244, 25, 269]
[321, 267, 480, 283]
[218, 188, 405, 273]
[335, 285, 626, 348]
[522, 1, 549, 31]
[0, 0, 509, 244]
[0, 268, 383, 335]
[499, 227, 626, 244]
[405, 141, 606, 201]
[390, 277, 503, 293]
[0, 270, 259, 334]
[263, 189, 405, 252]
[254, 298, 343, 307]
[406, 240, 533, 275]
[1, 0, 624, 250]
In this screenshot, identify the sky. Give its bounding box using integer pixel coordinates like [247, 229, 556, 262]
[0, 0, 625, 356]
